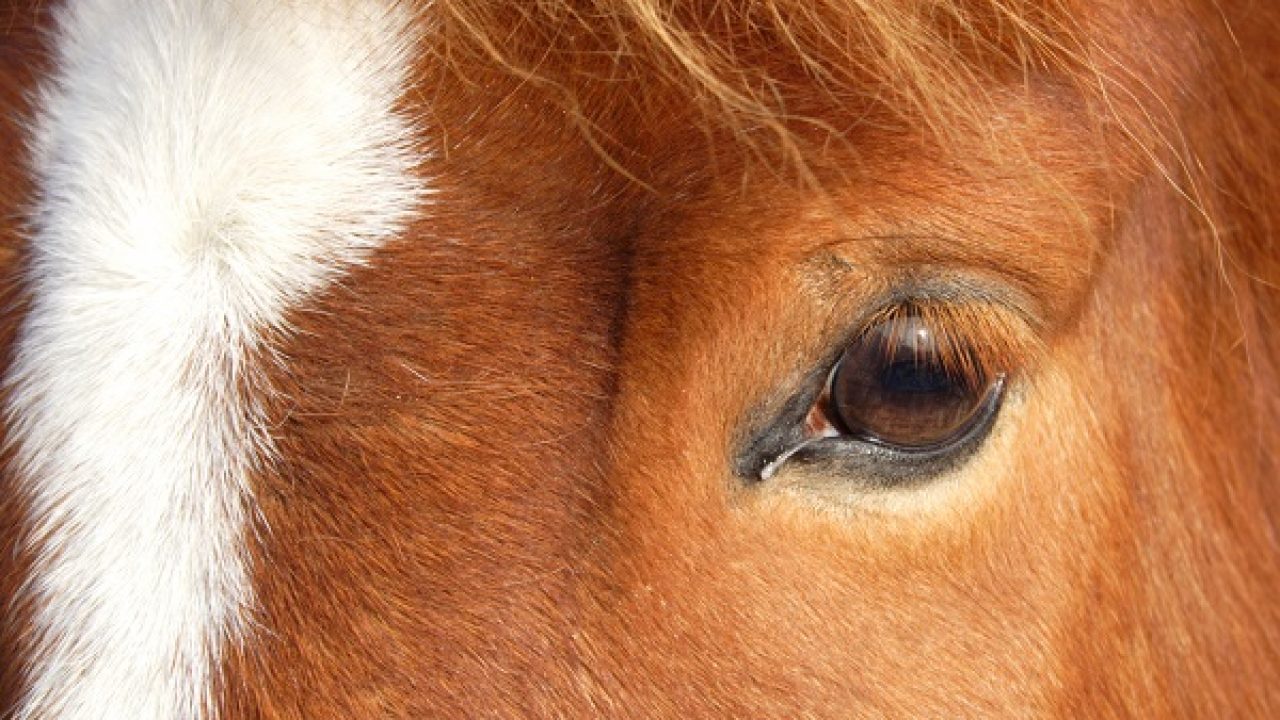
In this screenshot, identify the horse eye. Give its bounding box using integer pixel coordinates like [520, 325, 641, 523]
[748, 305, 1011, 482]
[824, 312, 1003, 451]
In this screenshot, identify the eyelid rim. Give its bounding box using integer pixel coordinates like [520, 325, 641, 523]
[759, 362, 1008, 483]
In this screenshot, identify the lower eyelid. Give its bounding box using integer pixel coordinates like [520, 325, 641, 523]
[787, 374, 1007, 483]
[748, 350, 1008, 485]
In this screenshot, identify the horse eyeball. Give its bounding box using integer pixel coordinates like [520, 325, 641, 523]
[828, 312, 1003, 451]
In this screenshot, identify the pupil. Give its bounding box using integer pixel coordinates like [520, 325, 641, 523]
[879, 360, 953, 395]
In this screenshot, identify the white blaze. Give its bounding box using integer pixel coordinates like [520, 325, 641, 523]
[3, 1, 423, 717]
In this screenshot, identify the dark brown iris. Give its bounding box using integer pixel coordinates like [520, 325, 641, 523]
[829, 312, 997, 449]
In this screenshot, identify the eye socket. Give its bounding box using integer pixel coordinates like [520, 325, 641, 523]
[823, 309, 1004, 452]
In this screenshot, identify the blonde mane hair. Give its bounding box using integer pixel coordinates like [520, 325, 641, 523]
[434, 0, 1089, 144]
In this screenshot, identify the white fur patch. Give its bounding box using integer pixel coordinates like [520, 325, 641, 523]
[3, 1, 423, 717]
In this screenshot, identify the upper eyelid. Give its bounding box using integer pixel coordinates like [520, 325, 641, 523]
[806, 225, 1061, 324]
[804, 254, 1045, 334]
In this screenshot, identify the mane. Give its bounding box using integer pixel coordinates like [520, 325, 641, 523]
[434, 0, 1280, 427]
[433, 0, 1093, 167]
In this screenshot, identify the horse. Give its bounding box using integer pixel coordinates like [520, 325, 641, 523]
[0, 0, 1277, 717]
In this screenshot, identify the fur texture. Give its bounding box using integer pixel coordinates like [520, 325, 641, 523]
[2, 1, 422, 717]
[0, 0, 1277, 717]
